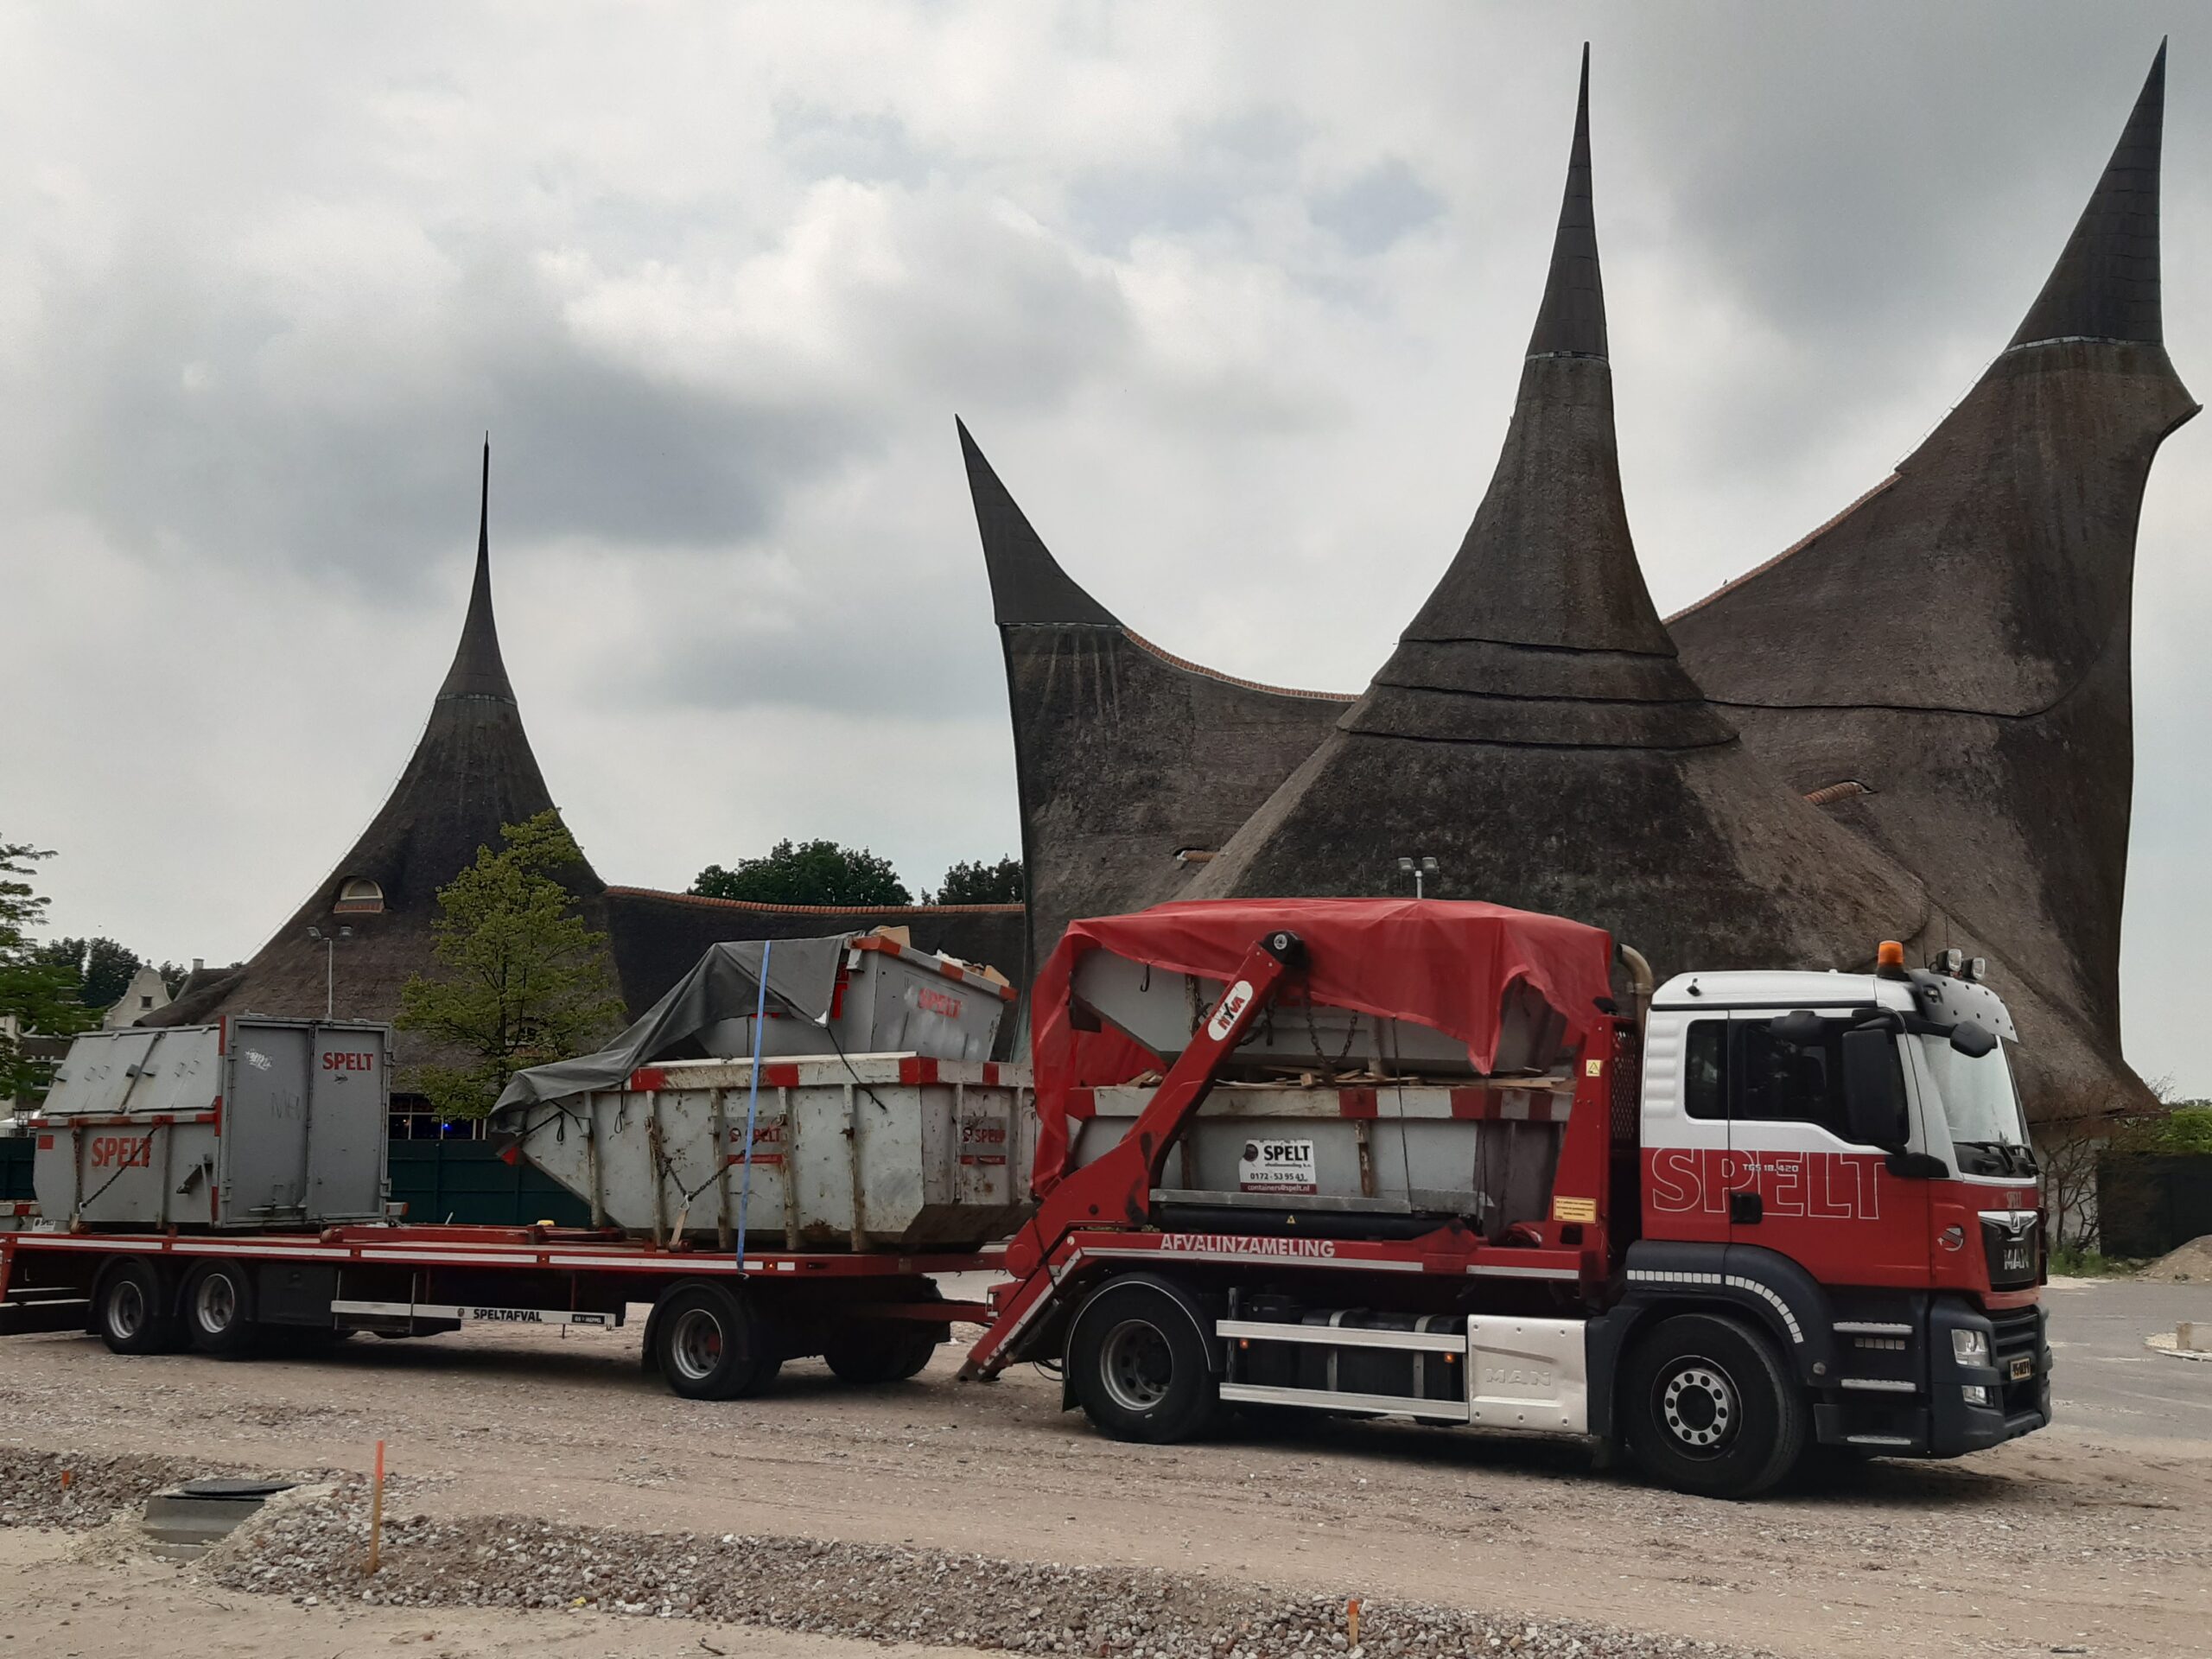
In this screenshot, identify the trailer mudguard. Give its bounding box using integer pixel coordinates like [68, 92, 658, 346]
[1057, 1272, 1224, 1411]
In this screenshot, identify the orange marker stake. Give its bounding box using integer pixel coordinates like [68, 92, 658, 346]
[365, 1440, 385, 1576]
[1347, 1599, 1361, 1649]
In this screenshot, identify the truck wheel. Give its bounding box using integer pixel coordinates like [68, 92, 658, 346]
[181, 1263, 258, 1357]
[823, 1323, 942, 1385]
[653, 1284, 780, 1401]
[95, 1260, 178, 1356]
[1068, 1281, 1218, 1445]
[1624, 1312, 1805, 1500]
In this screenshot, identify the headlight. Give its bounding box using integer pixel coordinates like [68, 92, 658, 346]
[1952, 1329, 1991, 1365]
[1961, 1384, 1993, 1407]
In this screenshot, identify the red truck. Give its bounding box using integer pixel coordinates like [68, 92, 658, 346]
[0, 899, 2048, 1499]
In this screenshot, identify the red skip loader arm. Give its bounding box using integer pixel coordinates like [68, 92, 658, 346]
[961, 928, 1306, 1378]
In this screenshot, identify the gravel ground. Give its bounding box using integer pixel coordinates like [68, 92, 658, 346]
[207, 1478, 1766, 1659]
[0, 1289, 2205, 1657]
[0, 1445, 244, 1529]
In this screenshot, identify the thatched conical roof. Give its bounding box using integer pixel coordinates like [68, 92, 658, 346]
[1191, 51, 1939, 985]
[1671, 43, 2193, 1109]
[960, 419, 1351, 982]
[150, 444, 601, 1066]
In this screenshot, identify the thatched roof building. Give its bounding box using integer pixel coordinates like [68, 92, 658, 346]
[961, 419, 1350, 984]
[154, 445, 1023, 1075]
[1670, 44, 2192, 1110]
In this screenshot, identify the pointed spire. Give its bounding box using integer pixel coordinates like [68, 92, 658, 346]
[1525, 43, 1606, 360]
[435, 435, 518, 703]
[2010, 40, 2166, 348]
[957, 417, 1119, 627]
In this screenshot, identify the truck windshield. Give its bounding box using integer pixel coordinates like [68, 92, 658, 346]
[1916, 1034, 2034, 1177]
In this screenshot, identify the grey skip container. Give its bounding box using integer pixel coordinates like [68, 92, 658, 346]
[27, 1019, 391, 1231]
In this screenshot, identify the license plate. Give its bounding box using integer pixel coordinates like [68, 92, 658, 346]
[2008, 1356, 2034, 1382]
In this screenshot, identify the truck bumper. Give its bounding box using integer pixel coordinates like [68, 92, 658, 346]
[1813, 1297, 2050, 1457]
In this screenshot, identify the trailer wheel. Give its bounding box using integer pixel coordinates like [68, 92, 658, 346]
[823, 1323, 941, 1385]
[653, 1284, 780, 1401]
[1068, 1281, 1218, 1444]
[94, 1259, 177, 1356]
[1623, 1312, 1805, 1500]
[181, 1262, 258, 1357]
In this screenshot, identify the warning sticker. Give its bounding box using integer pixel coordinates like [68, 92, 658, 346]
[1238, 1138, 1318, 1195]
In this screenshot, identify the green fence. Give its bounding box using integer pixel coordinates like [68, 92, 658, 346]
[386, 1140, 593, 1228]
[2099, 1152, 2212, 1259]
[0, 1138, 589, 1228]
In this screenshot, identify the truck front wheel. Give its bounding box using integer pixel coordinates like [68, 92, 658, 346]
[653, 1284, 781, 1401]
[1068, 1281, 1218, 1444]
[1624, 1312, 1805, 1499]
[181, 1263, 257, 1357]
[95, 1259, 178, 1356]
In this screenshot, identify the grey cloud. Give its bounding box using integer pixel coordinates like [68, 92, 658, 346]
[1312, 158, 1443, 255]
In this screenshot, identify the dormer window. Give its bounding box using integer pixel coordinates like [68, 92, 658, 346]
[335, 877, 385, 915]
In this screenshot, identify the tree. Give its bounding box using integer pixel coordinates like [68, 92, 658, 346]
[926, 855, 1025, 906]
[397, 811, 627, 1119]
[35, 937, 181, 1011]
[1, 838, 97, 1102]
[691, 840, 912, 907]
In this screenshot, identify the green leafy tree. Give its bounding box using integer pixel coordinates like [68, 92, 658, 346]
[397, 811, 627, 1118]
[35, 937, 175, 1011]
[926, 855, 1025, 906]
[1, 838, 98, 1102]
[691, 839, 912, 907]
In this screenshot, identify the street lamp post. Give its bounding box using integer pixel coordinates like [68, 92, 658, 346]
[306, 925, 353, 1020]
[1395, 855, 1440, 899]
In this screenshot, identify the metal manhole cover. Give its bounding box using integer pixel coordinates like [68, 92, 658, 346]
[177, 1478, 296, 1500]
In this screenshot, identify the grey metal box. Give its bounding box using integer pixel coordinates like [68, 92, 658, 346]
[32, 1019, 391, 1230]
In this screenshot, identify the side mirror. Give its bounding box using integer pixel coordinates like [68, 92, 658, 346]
[1770, 1009, 1826, 1047]
[1841, 1027, 1910, 1150]
[1948, 1020, 1997, 1058]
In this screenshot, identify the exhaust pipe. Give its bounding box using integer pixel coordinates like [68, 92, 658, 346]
[1618, 944, 1655, 1033]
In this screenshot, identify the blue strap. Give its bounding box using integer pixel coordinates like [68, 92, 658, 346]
[734, 938, 772, 1271]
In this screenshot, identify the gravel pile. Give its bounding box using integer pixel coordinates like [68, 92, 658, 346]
[211, 1482, 1767, 1659]
[0, 1446, 222, 1530]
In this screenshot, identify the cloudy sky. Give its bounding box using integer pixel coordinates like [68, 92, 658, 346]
[3, 3, 2206, 1090]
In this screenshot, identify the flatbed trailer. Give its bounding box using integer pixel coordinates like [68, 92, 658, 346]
[0, 1222, 998, 1397]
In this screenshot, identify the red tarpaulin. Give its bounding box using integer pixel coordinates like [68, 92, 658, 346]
[1027, 898, 1615, 1194]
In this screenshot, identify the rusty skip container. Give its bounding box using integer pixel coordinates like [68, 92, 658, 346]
[493, 1054, 1036, 1249]
[27, 1019, 391, 1230]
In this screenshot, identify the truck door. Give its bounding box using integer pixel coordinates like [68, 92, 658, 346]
[1725, 1012, 1929, 1287]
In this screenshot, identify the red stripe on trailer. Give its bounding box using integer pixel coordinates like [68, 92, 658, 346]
[1338, 1087, 1378, 1119]
[630, 1068, 668, 1092]
[35, 1135, 52, 1151]
[1449, 1089, 1491, 1121]
[982, 1063, 1001, 1085]
[761, 1063, 801, 1089]
[899, 1057, 940, 1084]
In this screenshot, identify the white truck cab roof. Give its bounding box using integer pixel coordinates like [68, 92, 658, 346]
[1651, 968, 2017, 1042]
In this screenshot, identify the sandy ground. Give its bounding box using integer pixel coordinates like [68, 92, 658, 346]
[1, 1277, 2208, 1658]
[0, 1526, 985, 1659]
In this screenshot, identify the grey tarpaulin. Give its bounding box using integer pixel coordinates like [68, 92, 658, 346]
[493, 934, 854, 1110]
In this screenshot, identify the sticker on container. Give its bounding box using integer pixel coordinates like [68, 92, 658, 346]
[1238, 1137, 1317, 1195]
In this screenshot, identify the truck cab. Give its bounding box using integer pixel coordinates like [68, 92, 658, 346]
[1631, 953, 2050, 1466]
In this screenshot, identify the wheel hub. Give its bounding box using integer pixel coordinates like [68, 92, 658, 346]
[1098, 1319, 1173, 1413]
[110, 1281, 144, 1338]
[195, 1274, 236, 1334]
[1660, 1359, 1738, 1453]
[669, 1308, 727, 1382]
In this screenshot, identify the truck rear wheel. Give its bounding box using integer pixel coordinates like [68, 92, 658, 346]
[1624, 1312, 1804, 1500]
[654, 1284, 780, 1401]
[95, 1259, 178, 1356]
[1068, 1281, 1218, 1444]
[181, 1262, 258, 1357]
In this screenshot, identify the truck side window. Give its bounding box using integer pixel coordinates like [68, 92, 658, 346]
[1731, 1019, 1848, 1137]
[1682, 1020, 1726, 1119]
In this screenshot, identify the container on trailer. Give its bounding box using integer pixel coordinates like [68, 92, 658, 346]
[1069, 950, 1573, 1079]
[700, 935, 1008, 1064]
[1066, 1075, 1572, 1233]
[492, 1053, 1036, 1249]
[29, 1019, 391, 1230]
